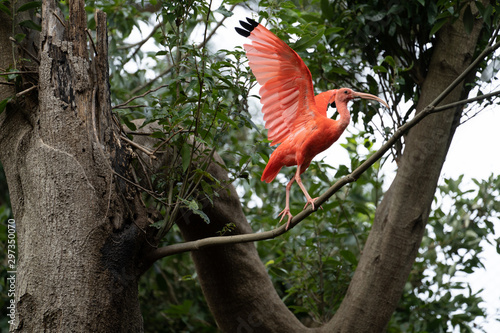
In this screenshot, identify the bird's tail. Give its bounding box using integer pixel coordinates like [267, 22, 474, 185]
[261, 157, 283, 183]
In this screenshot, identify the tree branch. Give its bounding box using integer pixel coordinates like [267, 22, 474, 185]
[144, 36, 500, 263]
[112, 83, 170, 109]
[431, 89, 500, 113]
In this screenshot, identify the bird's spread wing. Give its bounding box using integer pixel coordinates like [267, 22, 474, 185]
[236, 18, 319, 146]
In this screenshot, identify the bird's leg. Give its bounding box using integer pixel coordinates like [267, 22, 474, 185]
[278, 177, 295, 230]
[294, 169, 320, 211]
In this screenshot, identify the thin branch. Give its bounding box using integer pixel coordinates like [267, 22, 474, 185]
[430, 89, 500, 113]
[113, 104, 148, 110]
[151, 127, 186, 154]
[8, 37, 40, 64]
[116, 22, 162, 72]
[112, 83, 170, 109]
[112, 170, 165, 203]
[0, 71, 38, 75]
[143, 35, 500, 263]
[86, 29, 98, 56]
[120, 134, 157, 159]
[117, 22, 162, 50]
[16, 85, 37, 97]
[426, 39, 500, 108]
[52, 11, 66, 27]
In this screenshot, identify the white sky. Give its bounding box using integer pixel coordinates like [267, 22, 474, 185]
[124, 4, 500, 331]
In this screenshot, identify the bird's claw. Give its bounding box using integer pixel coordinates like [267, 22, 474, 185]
[278, 208, 294, 230]
[303, 197, 322, 211]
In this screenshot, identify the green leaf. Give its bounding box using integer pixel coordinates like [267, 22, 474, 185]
[192, 207, 210, 224]
[0, 2, 11, 16]
[0, 97, 11, 114]
[19, 20, 41, 32]
[216, 111, 237, 127]
[340, 250, 358, 266]
[320, 0, 334, 18]
[215, 5, 233, 18]
[429, 18, 448, 37]
[463, 5, 474, 34]
[14, 33, 25, 43]
[293, 27, 325, 51]
[383, 55, 395, 68]
[17, 1, 41, 12]
[121, 117, 137, 131]
[373, 65, 387, 73]
[482, 4, 493, 26]
[165, 300, 193, 316]
[325, 26, 343, 35]
[188, 199, 199, 211]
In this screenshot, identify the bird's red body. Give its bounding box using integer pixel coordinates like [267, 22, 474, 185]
[236, 18, 388, 228]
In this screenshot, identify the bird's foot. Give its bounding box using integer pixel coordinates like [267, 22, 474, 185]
[278, 208, 294, 230]
[303, 197, 322, 211]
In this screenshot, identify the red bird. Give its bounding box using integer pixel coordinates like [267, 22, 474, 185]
[236, 18, 389, 229]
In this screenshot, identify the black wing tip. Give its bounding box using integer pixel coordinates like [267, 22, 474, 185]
[235, 27, 250, 37]
[235, 17, 259, 37]
[246, 17, 259, 27]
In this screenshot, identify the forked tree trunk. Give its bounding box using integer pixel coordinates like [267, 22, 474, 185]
[175, 7, 486, 333]
[0, 1, 488, 332]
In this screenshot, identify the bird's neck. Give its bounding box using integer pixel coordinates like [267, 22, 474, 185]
[336, 102, 351, 131]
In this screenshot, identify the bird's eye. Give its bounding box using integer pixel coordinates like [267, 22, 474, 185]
[344, 90, 348, 94]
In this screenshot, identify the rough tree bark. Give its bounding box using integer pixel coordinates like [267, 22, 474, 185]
[326, 11, 485, 333]
[0, 1, 149, 331]
[0, 1, 488, 333]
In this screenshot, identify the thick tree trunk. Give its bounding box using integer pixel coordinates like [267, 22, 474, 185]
[325, 9, 484, 333]
[175, 159, 310, 332]
[0, 1, 147, 331]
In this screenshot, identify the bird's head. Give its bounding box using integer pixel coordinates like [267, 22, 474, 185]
[327, 90, 337, 108]
[336, 88, 389, 109]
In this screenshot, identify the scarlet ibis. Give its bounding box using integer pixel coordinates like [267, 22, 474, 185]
[236, 18, 389, 229]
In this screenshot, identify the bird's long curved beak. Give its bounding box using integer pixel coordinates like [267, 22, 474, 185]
[353, 92, 390, 109]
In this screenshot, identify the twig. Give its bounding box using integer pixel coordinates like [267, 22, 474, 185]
[0, 71, 38, 75]
[430, 89, 500, 113]
[113, 104, 148, 110]
[120, 134, 157, 159]
[151, 128, 186, 155]
[116, 22, 162, 72]
[126, 131, 156, 136]
[16, 85, 37, 97]
[112, 83, 170, 109]
[143, 39, 500, 262]
[112, 170, 165, 203]
[118, 22, 162, 50]
[8, 37, 40, 64]
[52, 11, 66, 27]
[86, 29, 98, 56]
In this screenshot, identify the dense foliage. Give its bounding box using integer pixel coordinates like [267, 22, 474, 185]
[1, 0, 499, 332]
